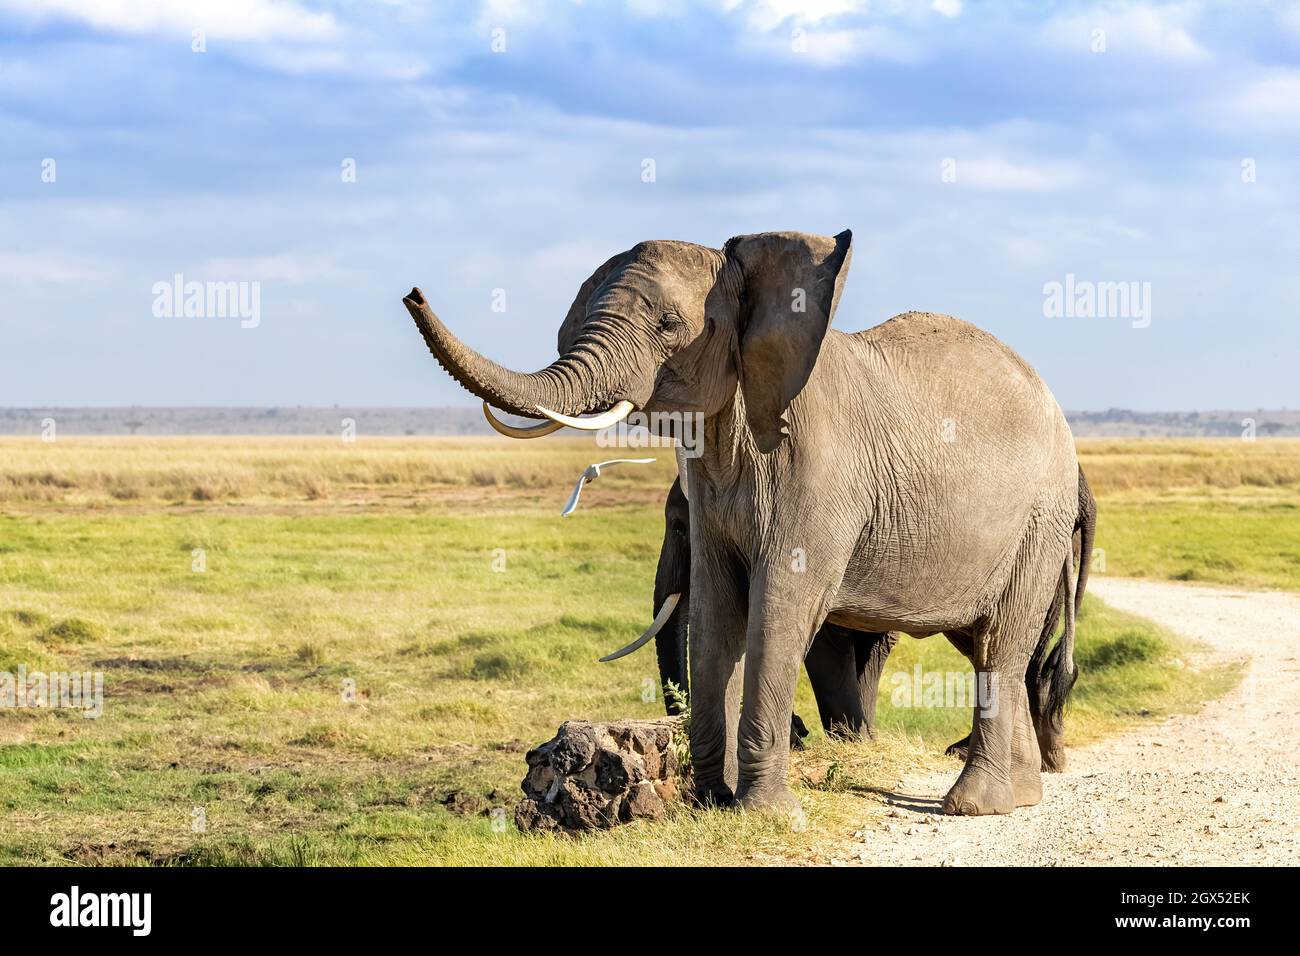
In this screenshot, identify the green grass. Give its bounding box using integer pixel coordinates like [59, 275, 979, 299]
[0, 495, 1238, 865]
[2, 435, 1277, 864]
[1095, 495, 1300, 590]
[872, 594, 1237, 747]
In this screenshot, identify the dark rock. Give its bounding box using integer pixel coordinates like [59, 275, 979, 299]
[559, 778, 612, 830]
[514, 717, 686, 834]
[514, 798, 562, 833]
[623, 781, 666, 821]
[595, 748, 642, 791]
[549, 722, 597, 774]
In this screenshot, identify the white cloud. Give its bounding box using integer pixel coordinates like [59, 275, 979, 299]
[738, 22, 921, 65]
[1038, 3, 1209, 62]
[1002, 235, 1049, 265]
[0, 250, 111, 282]
[957, 158, 1084, 191]
[625, 0, 690, 16]
[201, 254, 348, 283]
[802, 25, 921, 65]
[1281, 2, 1300, 36]
[0, 0, 340, 42]
[932, 0, 962, 18]
[476, 0, 551, 30]
[1217, 69, 1300, 126]
[733, 0, 868, 32]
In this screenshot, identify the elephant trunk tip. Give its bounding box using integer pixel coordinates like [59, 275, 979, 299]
[404, 287, 426, 306]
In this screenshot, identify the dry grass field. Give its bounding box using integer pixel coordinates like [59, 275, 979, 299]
[1, 435, 1293, 864]
[4, 434, 1299, 502]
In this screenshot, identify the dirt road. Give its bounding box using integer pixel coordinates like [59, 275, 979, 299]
[826, 578, 1300, 866]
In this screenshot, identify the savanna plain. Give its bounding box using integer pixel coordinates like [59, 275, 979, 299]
[1, 436, 1297, 865]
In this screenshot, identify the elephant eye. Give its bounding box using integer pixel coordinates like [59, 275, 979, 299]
[659, 311, 689, 348]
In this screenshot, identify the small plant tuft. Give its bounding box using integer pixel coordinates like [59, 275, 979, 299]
[39, 617, 105, 644]
[295, 642, 327, 666]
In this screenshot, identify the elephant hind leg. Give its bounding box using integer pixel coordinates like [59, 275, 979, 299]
[943, 527, 1063, 816]
[945, 625, 1065, 773]
[941, 665, 1020, 816]
[1010, 681, 1044, 808]
[943, 669, 1043, 814]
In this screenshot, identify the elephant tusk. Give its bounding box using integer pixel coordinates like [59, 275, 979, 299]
[481, 402, 564, 439]
[535, 399, 635, 432]
[598, 593, 681, 662]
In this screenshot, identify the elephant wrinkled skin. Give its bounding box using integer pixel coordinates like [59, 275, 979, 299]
[649, 476, 898, 744]
[404, 229, 1083, 816]
[647, 469, 1094, 769]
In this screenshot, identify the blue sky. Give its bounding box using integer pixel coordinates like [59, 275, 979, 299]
[2, 0, 1298, 409]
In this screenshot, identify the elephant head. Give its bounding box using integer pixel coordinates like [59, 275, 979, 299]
[402, 231, 853, 451]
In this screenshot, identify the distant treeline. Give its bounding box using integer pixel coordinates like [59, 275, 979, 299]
[1067, 408, 1300, 438]
[0, 406, 1297, 437]
[0, 407, 485, 436]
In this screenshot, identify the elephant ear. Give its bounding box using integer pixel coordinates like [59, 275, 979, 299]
[725, 229, 853, 453]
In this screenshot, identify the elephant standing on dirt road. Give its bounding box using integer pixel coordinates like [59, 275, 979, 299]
[404, 228, 1082, 816]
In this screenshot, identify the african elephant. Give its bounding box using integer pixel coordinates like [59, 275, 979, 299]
[606, 466, 1093, 767]
[403, 228, 1081, 816]
[599, 475, 898, 742]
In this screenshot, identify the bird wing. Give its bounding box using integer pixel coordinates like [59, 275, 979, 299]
[560, 459, 656, 516]
[560, 470, 591, 517]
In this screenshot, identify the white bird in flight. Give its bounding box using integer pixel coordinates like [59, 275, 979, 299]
[561, 458, 657, 516]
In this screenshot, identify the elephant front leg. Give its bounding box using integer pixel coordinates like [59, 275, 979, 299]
[855, 630, 899, 738]
[805, 625, 868, 739]
[687, 558, 747, 806]
[735, 577, 834, 814]
[805, 627, 900, 740]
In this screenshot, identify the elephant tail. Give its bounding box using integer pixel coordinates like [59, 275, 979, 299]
[1027, 466, 1092, 721]
[1042, 546, 1079, 723]
[1074, 467, 1097, 617]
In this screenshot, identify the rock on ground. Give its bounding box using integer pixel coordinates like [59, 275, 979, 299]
[515, 717, 686, 834]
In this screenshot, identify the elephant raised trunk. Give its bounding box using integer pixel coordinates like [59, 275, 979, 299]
[402, 287, 616, 420]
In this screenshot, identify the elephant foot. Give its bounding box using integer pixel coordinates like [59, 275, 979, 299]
[692, 779, 736, 809]
[737, 785, 806, 831]
[789, 713, 810, 750]
[1013, 765, 1043, 808]
[1040, 747, 1067, 773]
[942, 765, 1015, 816]
[824, 718, 870, 742]
[944, 734, 971, 761]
